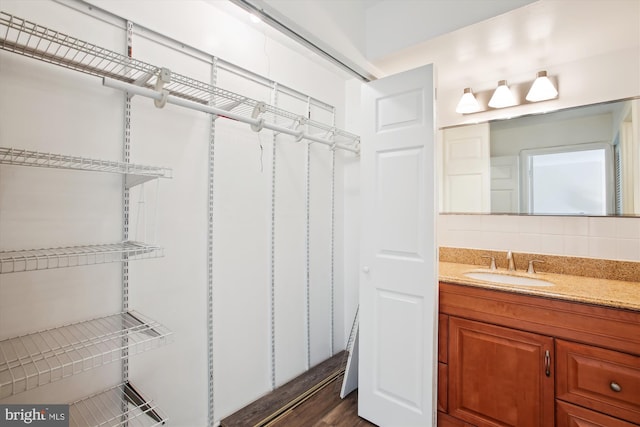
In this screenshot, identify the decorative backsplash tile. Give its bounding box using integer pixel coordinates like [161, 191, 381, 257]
[438, 214, 640, 262]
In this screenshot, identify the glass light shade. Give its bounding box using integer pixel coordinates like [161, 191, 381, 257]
[455, 88, 481, 114]
[526, 71, 558, 102]
[488, 80, 516, 108]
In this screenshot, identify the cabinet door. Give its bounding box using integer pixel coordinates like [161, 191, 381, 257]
[449, 317, 554, 427]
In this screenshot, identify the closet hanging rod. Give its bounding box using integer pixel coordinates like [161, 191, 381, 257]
[103, 77, 359, 154]
[0, 11, 360, 154]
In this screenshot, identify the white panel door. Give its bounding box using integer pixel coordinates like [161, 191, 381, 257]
[359, 65, 437, 426]
[491, 155, 519, 213]
[442, 123, 490, 212]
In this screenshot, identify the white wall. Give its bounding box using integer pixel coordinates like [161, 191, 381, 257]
[0, 1, 354, 425]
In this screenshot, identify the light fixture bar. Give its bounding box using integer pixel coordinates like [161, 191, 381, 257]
[458, 71, 559, 114]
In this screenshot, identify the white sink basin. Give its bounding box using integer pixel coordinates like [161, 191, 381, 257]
[464, 271, 554, 287]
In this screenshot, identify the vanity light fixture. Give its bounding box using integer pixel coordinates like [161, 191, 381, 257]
[455, 88, 481, 114]
[456, 71, 559, 114]
[488, 80, 517, 108]
[526, 70, 558, 102]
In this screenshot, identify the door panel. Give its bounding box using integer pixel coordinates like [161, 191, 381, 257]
[375, 290, 424, 409]
[449, 317, 554, 427]
[376, 147, 424, 257]
[491, 155, 519, 213]
[442, 123, 490, 213]
[360, 64, 437, 426]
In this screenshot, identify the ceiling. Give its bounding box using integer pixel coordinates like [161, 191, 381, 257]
[227, 0, 537, 80]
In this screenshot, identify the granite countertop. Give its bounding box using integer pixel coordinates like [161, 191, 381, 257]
[439, 261, 640, 312]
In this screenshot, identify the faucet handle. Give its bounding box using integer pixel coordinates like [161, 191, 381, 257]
[527, 259, 545, 274]
[481, 255, 497, 270]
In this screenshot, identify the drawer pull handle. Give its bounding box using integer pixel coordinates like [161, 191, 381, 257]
[544, 350, 550, 377]
[610, 382, 622, 392]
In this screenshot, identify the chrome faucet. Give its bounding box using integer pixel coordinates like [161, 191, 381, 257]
[507, 250, 516, 271]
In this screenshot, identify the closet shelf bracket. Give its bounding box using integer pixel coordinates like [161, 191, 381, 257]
[132, 70, 157, 87]
[295, 117, 307, 142]
[250, 102, 266, 132]
[153, 67, 171, 109]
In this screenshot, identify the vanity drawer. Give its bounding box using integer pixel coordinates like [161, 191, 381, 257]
[556, 401, 638, 427]
[556, 339, 640, 424]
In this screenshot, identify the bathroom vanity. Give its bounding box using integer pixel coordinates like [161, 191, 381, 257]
[437, 261, 640, 427]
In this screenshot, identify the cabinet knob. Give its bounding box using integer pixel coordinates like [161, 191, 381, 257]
[362, 266, 370, 273]
[610, 382, 622, 392]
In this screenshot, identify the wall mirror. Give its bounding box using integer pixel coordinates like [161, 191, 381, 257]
[440, 97, 640, 216]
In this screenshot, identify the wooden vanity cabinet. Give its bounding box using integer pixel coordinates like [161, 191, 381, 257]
[438, 282, 640, 427]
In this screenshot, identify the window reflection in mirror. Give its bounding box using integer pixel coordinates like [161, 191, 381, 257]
[522, 144, 612, 215]
[440, 98, 640, 216]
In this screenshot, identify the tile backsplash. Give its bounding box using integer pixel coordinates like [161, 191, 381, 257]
[438, 214, 640, 262]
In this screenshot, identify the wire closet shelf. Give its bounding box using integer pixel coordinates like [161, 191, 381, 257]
[0, 11, 360, 154]
[0, 242, 163, 274]
[70, 382, 166, 427]
[0, 311, 172, 399]
[0, 146, 172, 188]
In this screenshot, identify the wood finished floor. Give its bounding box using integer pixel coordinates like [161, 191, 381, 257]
[267, 377, 376, 427]
[221, 352, 376, 427]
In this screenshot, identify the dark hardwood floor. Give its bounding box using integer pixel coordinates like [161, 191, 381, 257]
[267, 377, 376, 427]
[221, 351, 376, 427]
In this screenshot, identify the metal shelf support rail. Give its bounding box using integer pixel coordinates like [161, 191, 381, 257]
[0, 147, 172, 188]
[0, 242, 163, 274]
[0, 11, 360, 154]
[70, 382, 166, 427]
[0, 311, 172, 399]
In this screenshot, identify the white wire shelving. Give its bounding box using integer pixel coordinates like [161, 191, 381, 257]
[0, 147, 172, 188]
[0, 241, 163, 274]
[70, 382, 166, 427]
[0, 11, 360, 153]
[0, 311, 172, 399]
[0, 11, 174, 423]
